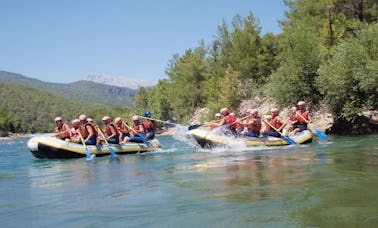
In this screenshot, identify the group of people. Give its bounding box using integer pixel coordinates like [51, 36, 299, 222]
[54, 112, 156, 145]
[209, 100, 311, 138]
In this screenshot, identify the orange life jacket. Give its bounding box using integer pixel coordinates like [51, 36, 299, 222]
[105, 123, 120, 137]
[296, 110, 309, 124]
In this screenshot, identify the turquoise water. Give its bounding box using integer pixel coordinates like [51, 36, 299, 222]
[0, 133, 377, 227]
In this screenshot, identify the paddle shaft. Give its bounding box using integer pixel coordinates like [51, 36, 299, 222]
[122, 121, 147, 142]
[97, 127, 110, 145]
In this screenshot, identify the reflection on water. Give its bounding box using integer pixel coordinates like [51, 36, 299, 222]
[0, 135, 377, 227]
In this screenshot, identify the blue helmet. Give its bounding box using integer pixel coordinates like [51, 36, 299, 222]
[144, 111, 151, 117]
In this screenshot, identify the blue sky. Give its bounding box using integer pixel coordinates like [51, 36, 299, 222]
[0, 0, 288, 83]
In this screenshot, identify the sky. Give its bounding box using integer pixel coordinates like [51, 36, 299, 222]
[0, 0, 288, 84]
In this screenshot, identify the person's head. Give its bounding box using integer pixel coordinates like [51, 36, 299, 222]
[72, 119, 80, 128]
[271, 108, 279, 117]
[290, 106, 297, 113]
[214, 113, 221, 119]
[144, 111, 151, 117]
[220, 107, 229, 116]
[54, 116, 63, 126]
[102, 116, 111, 124]
[114, 117, 122, 125]
[266, 115, 272, 122]
[87, 118, 93, 123]
[297, 101, 306, 110]
[251, 109, 258, 117]
[79, 114, 87, 123]
[132, 115, 140, 123]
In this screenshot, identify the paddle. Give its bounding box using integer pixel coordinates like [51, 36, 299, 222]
[96, 127, 118, 158]
[188, 119, 222, 131]
[139, 116, 178, 126]
[122, 121, 147, 142]
[296, 112, 328, 140]
[263, 119, 297, 145]
[78, 132, 94, 160]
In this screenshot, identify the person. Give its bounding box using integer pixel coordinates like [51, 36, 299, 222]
[114, 117, 130, 143]
[210, 113, 222, 130]
[241, 109, 262, 137]
[142, 111, 156, 140]
[217, 107, 238, 135]
[125, 115, 146, 143]
[290, 101, 311, 136]
[283, 107, 298, 136]
[67, 119, 80, 143]
[77, 114, 98, 145]
[54, 116, 71, 140]
[97, 116, 119, 145]
[263, 108, 286, 138]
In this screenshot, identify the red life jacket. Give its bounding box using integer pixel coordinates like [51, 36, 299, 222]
[80, 122, 98, 138]
[224, 114, 237, 129]
[270, 117, 284, 131]
[56, 123, 71, 139]
[105, 123, 120, 137]
[246, 117, 262, 131]
[143, 120, 156, 130]
[296, 110, 309, 124]
[132, 123, 145, 134]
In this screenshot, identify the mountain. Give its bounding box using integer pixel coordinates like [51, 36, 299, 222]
[81, 75, 157, 89]
[0, 80, 121, 133]
[0, 71, 137, 107]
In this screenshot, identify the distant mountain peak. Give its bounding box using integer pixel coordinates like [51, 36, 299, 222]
[80, 75, 157, 89]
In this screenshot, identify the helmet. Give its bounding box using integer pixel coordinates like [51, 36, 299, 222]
[290, 107, 297, 112]
[54, 116, 62, 122]
[214, 113, 221, 118]
[220, 107, 229, 116]
[251, 109, 258, 116]
[79, 114, 87, 121]
[71, 119, 80, 125]
[114, 117, 122, 124]
[144, 111, 151, 117]
[230, 112, 236, 117]
[271, 108, 279, 114]
[246, 108, 253, 114]
[102, 116, 110, 121]
[297, 101, 306, 106]
[265, 115, 272, 121]
[132, 115, 139, 121]
[87, 118, 93, 122]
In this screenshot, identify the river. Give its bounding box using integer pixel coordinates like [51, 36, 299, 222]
[0, 132, 377, 227]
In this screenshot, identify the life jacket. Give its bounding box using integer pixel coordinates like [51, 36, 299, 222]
[224, 114, 237, 129]
[132, 122, 146, 134]
[56, 123, 71, 139]
[270, 116, 284, 131]
[142, 120, 156, 131]
[105, 123, 120, 137]
[296, 110, 309, 124]
[246, 117, 262, 131]
[289, 113, 297, 122]
[80, 122, 98, 138]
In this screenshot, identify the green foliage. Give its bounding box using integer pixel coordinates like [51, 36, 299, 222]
[317, 23, 378, 121]
[0, 107, 9, 136]
[0, 81, 121, 133]
[268, 24, 323, 105]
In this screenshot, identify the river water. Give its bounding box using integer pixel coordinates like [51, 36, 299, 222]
[0, 132, 377, 227]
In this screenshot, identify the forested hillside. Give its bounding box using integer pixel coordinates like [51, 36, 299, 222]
[0, 81, 129, 135]
[133, 0, 378, 134]
[0, 71, 136, 107]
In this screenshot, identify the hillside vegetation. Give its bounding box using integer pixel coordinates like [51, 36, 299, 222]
[0, 71, 136, 107]
[0, 80, 129, 135]
[133, 0, 378, 134]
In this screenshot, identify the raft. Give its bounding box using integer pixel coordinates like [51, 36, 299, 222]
[186, 128, 313, 148]
[27, 135, 161, 159]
